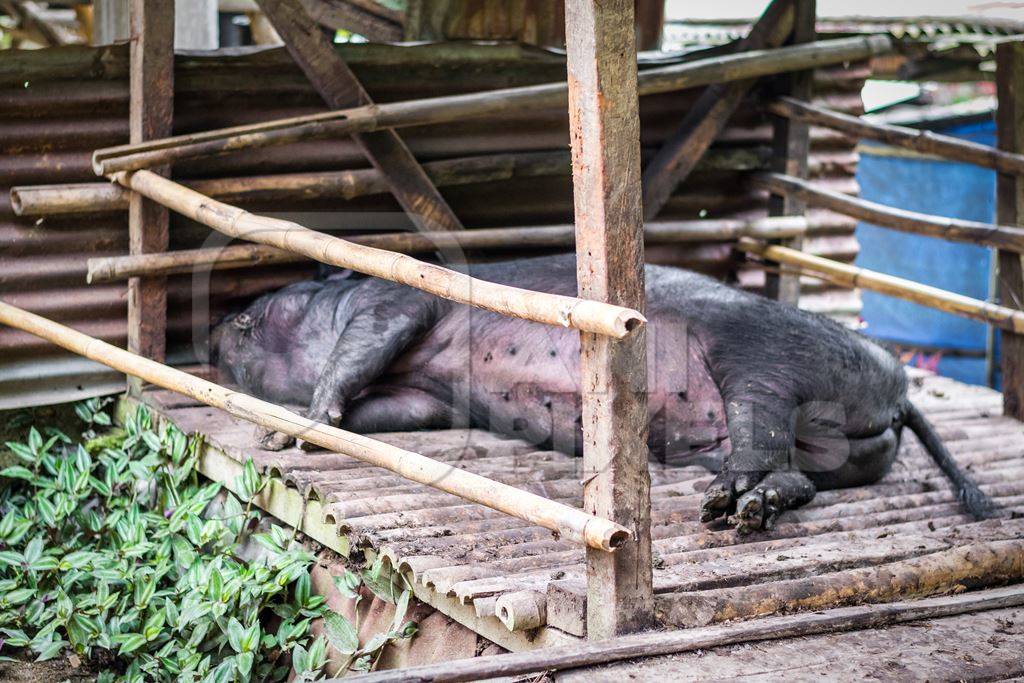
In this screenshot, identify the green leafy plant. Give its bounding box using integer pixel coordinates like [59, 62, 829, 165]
[0, 404, 331, 681]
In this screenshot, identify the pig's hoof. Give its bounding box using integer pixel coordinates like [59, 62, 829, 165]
[728, 487, 780, 534]
[298, 439, 326, 453]
[699, 470, 767, 523]
[256, 428, 295, 451]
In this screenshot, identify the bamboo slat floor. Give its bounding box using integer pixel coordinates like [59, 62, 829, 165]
[141, 368, 1024, 650]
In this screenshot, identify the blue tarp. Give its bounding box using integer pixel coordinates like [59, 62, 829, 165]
[854, 119, 996, 386]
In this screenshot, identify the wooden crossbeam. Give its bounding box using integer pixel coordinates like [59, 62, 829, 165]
[255, 0, 463, 232]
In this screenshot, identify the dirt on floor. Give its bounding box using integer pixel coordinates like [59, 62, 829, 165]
[0, 652, 99, 682]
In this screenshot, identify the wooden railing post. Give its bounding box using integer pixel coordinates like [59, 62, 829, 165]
[765, 0, 815, 305]
[126, 0, 173, 388]
[565, 0, 654, 637]
[996, 41, 1024, 419]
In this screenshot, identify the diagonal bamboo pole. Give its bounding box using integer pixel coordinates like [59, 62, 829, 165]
[91, 35, 893, 176]
[0, 299, 631, 552]
[738, 237, 1024, 333]
[110, 169, 645, 339]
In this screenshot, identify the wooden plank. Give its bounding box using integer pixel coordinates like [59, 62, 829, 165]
[565, 0, 653, 638]
[997, 41, 1024, 420]
[641, 0, 793, 220]
[764, 0, 815, 305]
[349, 586, 1024, 683]
[254, 0, 464, 233]
[126, 0, 172, 373]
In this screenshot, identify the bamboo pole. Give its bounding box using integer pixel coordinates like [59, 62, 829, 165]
[769, 96, 1024, 176]
[752, 172, 1024, 253]
[0, 299, 630, 552]
[85, 217, 809, 283]
[91, 35, 892, 175]
[12, 151, 571, 217]
[110, 169, 644, 338]
[344, 586, 1024, 683]
[738, 237, 1024, 333]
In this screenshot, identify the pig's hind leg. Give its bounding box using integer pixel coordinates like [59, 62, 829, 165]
[699, 388, 801, 531]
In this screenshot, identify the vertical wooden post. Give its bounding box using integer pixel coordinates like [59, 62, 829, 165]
[127, 0, 173, 381]
[996, 41, 1024, 419]
[764, 0, 815, 305]
[565, 0, 653, 638]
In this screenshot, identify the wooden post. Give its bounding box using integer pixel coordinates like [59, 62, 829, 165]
[996, 41, 1024, 419]
[126, 0, 173, 376]
[255, 0, 464, 233]
[764, 0, 815, 305]
[565, 0, 653, 637]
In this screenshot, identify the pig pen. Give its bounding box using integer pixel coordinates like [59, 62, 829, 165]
[133, 367, 1024, 651]
[3, 1, 1024, 673]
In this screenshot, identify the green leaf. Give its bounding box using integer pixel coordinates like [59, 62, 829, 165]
[0, 465, 35, 481]
[225, 617, 246, 653]
[391, 590, 411, 634]
[0, 551, 23, 567]
[5, 588, 35, 606]
[295, 572, 311, 607]
[323, 612, 359, 655]
[34, 639, 66, 662]
[114, 633, 148, 654]
[236, 650, 254, 677]
[333, 570, 362, 600]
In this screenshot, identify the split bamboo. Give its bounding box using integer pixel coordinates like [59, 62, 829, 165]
[91, 35, 892, 175]
[0, 299, 630, 552]
[111, 169, 645, 338]
[12, 151, 571, 217]
[752, 172, 1024, 253]
[769, 96, 1024, 176]
[86, 217, 809, 283]
[738, 237, 1024, 333]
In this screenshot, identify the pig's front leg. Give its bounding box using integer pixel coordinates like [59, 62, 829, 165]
[257, 285, 439, 451]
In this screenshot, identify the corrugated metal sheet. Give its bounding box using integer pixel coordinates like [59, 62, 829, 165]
[0, 41, 866, 408]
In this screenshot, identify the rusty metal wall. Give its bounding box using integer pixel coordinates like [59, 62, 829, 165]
[0, 41, 865, 409]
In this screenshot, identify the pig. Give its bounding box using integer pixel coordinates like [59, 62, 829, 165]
[212, 254, 994, 533]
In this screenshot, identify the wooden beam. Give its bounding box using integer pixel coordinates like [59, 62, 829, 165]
[0, 300, 631, 553]
[299, 0, 403, 42]
[126, 0, 173, 374]
[345, 586, 1024, 683]
[565, 0, 653, 637]
[737, 238, 1024, 333]
[91, 35, 893, 175]
[765, 0, 815, 306]
[255, 0, 463, 233]
[752, 172, 1024, 253]
[997, 41, 1024, 420]
[641, 0, 794, 220]
[111, 169, 645, 339]
[85, 217, 809, 283]
[770, 96, 1024, 176]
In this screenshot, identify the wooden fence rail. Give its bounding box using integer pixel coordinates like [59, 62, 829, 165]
[738, 238, 1024, 333]
[90, 36, 892, 176]
[85, 217, 809, 283]
[752, 172, 1024, 253]
[0, 299, 631, 552]
[111, 169, 644, 339]
[769, 96, 1024, 176]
